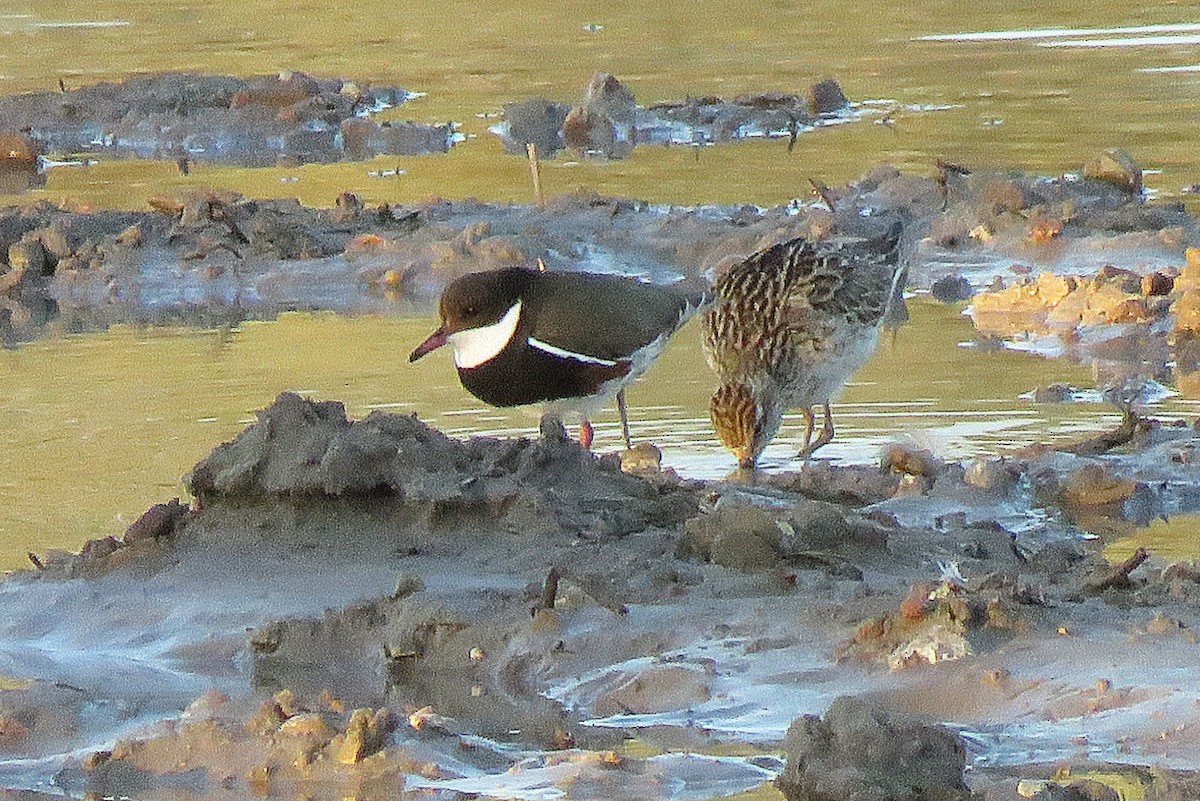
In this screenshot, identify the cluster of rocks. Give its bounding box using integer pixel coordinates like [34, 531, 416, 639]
[0, 71, 456, 168]
[969, 247, 1200, 394]
[492, 71, 853, 159]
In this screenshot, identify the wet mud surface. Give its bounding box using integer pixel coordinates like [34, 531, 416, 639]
[2, 143, 1197, 351]
[8, 75, 1200, 800]
[4, 392, 1200, 799]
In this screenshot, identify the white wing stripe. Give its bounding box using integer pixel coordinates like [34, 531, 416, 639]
[528, 336, 620, 366]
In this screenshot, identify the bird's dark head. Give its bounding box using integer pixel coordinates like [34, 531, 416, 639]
[409, 268, 535, 364]
[709, 381, 783, 469]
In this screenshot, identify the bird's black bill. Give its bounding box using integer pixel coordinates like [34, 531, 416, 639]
[409, 328, 449, 362]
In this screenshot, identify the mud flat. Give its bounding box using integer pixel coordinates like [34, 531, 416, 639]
[3, 391, 1200, 799]
[2, 148, 1198, 348]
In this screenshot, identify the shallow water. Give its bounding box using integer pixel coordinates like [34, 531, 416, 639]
[2, 297, 1184, 572]
[2, 2, 1200, 208]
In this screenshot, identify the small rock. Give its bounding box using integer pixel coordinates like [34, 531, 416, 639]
[0, 131, 40, 165]
[278, 712, 337, 743]
[331, 707, 392, 764]
[1082, 147, 1142, 193]
[1142, 270, 1174, 296]
[882, 444, 944, 480]
[1033, 383, 1074, 403]
[1060, 463, 1139, 507]
[496, 98, 569, 157]
[123, 498, 188, 544]
[620, 442, 662, 474]
[582, 71, 636, 124]
[930, 274, 974, 303]
[963, 457, 1017, 492]
[682, 505, 781, 569]
[776, 695, 971, 801]
[392, 572, 425, 599]
[79, 536, 120, 561]
[808, 78, 848, 114]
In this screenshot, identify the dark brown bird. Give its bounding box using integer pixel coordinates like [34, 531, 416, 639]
[410, 267, 705, 449]
[704, 224, 904, 469]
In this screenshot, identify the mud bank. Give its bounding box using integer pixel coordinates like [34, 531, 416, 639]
[5, 393, 1200, 799]
[490, 72, 861, 160]
[0, 71, 455, 169]
[2, 150, 1196, 347]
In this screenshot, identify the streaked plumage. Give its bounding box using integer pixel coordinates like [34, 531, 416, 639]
[703, 224, 904, 468]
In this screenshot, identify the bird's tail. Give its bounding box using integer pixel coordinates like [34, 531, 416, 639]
[878, 220, 909, 334]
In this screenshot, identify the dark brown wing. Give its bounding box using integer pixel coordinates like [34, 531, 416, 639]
[527, 271, 701, 360]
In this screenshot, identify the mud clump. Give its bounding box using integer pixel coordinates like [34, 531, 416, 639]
[776, 695, 973, 801]
[62, 689, 410, 801]
[493, 72, 858, 158]
[183, 391, 692, 541]
[2, 71, 453, 167]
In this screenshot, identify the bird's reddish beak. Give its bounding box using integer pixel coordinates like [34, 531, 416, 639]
[409, 327, 449, 362]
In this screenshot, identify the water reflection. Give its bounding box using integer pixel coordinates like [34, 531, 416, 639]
[0, 299, 1164, 570]
[0, 132, 44, 194]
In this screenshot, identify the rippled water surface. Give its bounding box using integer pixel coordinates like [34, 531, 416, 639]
[2, 1, 1200, 206]
[1, 300, 1178, 571]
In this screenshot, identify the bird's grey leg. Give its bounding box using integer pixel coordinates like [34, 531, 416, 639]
[800, 407, 816, 452]
[579, 418, 594, 449]
[616, 388, 632, 450]
[799, 403, 834, 459]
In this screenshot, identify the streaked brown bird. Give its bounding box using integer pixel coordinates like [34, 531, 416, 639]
[703, 224, 905, 469]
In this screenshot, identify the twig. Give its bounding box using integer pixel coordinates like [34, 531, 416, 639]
[526, 143, 545, 206]
[541, 567, 560, 610]
[1057, 407, 1140, 456]
[1091, 546, 1150, 591]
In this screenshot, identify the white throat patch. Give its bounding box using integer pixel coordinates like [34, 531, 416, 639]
[448, 299, 522, 369]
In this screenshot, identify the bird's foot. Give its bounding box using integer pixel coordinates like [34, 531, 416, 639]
[579, 418, 594, 450]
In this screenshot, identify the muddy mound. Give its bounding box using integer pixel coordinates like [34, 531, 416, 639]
[777, 695, 971, 801]
[4, 152, 1197, 349]
[186, 391, 696, 541]
[491, 72, 859, 159]
[0, 71, 454, 167]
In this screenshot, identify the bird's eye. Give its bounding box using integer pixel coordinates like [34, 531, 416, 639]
[463, 305, 477, 316]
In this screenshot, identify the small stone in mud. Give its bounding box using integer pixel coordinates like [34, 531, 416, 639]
[79, 536, 120, 561]
[1026, 778, 1121, 801]
[620, 442, 662, 474]
[808, 78, 848, 114]
[930, 274, 974, 303]
[1082, 147, 1143, 194]
[776, 695, 971, 801]
[391, 573, 425, 599]
[330, 707, 392, 764]
[1142, 270, 1174, 296]
[682, 504, 781, 570]
[123, 498, 188, 544]
[1033, 383, 1075, 403]
[1059, 463, 1140, 507]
